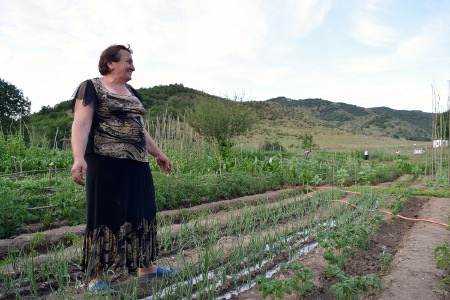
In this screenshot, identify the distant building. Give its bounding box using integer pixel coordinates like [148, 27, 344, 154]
[414, 148, 426, 155]
[432, 140, 449, 148]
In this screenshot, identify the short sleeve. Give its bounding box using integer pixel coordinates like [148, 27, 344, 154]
[71, 79, 98, 113]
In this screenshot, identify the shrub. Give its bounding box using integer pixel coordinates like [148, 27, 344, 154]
[258, 140, 286, 152]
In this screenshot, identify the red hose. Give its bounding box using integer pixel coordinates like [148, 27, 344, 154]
[332, 195, 448, 228]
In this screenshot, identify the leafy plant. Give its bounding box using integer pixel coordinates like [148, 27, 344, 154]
[357, 167, 375, 185]
[434, 242, 450, 291]
[30, 232, 47, 250]
[387, 194, 407, 215]
[379, 252, 392, 274]
[310, 174, 323, 186]
[411, 164, 424, 175]
[256, 262, 315, 299]
[335, 168, 350, 186]
[323, 263, 346, 280]
[318, 222, 373, 266]
[330, 273, 383, 299]
[325, 263, 383, 299]
[61, 232, 81, 246]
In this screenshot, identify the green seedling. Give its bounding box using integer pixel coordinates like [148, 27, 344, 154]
[256, 262, 315, 299]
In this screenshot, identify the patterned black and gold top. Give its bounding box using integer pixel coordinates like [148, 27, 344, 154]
[71, 78, 148, 162]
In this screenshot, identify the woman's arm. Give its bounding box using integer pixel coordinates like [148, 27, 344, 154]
[145, 130, 172, 175]
[70, 100, 94, 185]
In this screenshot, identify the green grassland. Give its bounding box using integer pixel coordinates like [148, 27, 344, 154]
[242, 117, 430, 152]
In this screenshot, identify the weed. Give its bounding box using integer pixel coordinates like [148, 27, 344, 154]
[62, 232, 81, 245]
[379, 252, 392, 274]
[30, 232, 47, 250]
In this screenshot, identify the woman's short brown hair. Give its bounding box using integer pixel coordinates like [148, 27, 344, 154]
[98, 44, 133, 75]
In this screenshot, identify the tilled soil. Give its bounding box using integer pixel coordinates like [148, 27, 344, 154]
[1, 186, 450, 299]
[235, 195, 450, 300]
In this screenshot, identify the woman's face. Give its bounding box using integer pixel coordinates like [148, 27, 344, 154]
[108, 49, 135, 82]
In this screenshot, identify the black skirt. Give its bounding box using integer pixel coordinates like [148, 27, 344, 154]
[82, 154, 158, 280]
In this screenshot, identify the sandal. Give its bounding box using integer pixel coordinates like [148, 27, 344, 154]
[142, 266, 178, 279]
[87, 279, 118, 295]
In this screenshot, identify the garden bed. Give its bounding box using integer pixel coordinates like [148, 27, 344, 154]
[1, 178, 449, 299]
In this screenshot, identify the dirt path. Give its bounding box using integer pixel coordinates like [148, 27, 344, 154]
[376, 197, 450, 300]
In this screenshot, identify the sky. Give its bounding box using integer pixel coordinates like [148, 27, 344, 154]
[1, 0, 449, 114]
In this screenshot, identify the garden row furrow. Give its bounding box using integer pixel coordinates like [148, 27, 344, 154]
[1, 188, 355, 299]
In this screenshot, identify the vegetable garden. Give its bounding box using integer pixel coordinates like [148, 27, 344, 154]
[1, 121, 450, 299]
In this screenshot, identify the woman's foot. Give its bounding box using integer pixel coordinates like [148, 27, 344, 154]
[87, 278, 118, 295]
[139, 266, 178, 278]
[88, 278, 100, 290]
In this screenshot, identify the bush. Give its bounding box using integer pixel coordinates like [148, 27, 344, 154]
[258, 140, 286, 152]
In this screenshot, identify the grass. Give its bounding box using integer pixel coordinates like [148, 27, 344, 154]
[243, 119, 430, 152]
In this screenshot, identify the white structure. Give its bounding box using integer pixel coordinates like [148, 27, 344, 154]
[432, 139, 449, 148]
[414, 148, 426, 155]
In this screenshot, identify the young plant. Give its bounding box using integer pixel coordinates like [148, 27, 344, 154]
[434, 242, 450, 291]
[335, 168, 350, 186]
[326, 260, 383, 298]
[310, 174, 323, 186]
[330, 273, 383, 299]
[256, 262, 315, 299]
[318, 222, 373, 266]
[30, 232, 47, 250]
[379, 252, 392, 274]
[434, 242, 450, 273]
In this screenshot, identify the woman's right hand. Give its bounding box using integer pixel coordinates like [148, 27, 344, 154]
[71, 159, 87, 186]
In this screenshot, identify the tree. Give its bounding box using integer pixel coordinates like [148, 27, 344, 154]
[186, 96, 258, 157]
[0, 78, 31, 128]
[299, 132, 318, 149]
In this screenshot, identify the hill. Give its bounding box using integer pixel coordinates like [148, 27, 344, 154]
[21, 84, 432, 150]
[266, 97, 431, 141]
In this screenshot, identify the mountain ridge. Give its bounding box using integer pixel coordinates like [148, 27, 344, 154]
[22, 84, 432, 145]
[265, 96, 431, 141]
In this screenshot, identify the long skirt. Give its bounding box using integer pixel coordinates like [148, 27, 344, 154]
[81, 154, 158, 281]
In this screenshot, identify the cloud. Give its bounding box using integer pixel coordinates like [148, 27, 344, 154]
[288, 0, 332, 37]
[343, 56, 396, 74]
[351, 15, 394, 47]
[1, 0, 449, 113]
[349, 0, 399, 48]
[261, 0, 331, 42]
[396, 18, 446, 60]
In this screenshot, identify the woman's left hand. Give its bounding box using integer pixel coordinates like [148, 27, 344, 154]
[155, 154, 172, 175]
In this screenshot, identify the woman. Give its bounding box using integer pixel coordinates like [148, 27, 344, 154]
[364, 150, 369, 160]
[70, 44, 175, 293]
